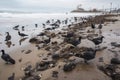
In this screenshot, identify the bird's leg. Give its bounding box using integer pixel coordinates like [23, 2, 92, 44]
[84, 60, 88, 64]
[97, 45, 101, 50]
[95, 45, 99, 50]
[6, 61, 9, 64]
[95, 45, 98, 49]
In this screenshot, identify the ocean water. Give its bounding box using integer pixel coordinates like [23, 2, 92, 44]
[0, 12, 101, 51]
[0, 12, 101, 32]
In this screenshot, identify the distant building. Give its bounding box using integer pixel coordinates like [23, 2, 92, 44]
[77, 4, 85, 11]
[71, 4, 85, 12]
[71, 5, 102, 13]
[112, 8, 120, 13]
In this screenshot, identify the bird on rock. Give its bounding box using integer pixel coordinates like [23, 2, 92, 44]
[88, 36, 104, 48]
[79, 48, 97, 64]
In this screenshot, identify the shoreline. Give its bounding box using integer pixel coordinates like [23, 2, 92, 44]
[0, 13, 120, 80]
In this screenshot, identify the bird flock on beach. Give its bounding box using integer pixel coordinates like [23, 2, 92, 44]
[1, 15, 120, 80]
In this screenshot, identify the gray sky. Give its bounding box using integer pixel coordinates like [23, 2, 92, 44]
[0, 0, 119, 13]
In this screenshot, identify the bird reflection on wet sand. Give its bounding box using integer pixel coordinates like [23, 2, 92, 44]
[5, 41, 12, 48]
[19, 37, 28, 45]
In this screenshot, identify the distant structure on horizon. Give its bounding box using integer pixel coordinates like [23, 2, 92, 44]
[71, 4, 102, 13]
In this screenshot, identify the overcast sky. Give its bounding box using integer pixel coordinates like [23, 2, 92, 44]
[0, 0, 119, 13]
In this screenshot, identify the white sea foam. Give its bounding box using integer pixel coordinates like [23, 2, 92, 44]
[0, 12, 101, 32]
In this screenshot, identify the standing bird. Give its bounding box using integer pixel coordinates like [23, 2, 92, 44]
[91, 23, 96, 29]
[98, 23, 103, 35]
[35, 24, 38, 28]
[22, 26, 25, 31]
[79, 48, 97, 64]
[91, 23, 96, 33]
[42, 23, 46, 28]
[66, 36, 82, 46]
[88, 36, 104, 48]
[18, 31, 28, 37]
[5, 32, 11, 42]
[0, 50, 15, 64]
[98, 23, 103, 29]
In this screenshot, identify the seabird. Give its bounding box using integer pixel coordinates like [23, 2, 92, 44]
[0, 50, 15, 64]
[18, 31, 28, 37]
[5, 32, 11, 42]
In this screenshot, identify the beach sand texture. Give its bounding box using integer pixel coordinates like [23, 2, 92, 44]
[0, 14, 120, 80]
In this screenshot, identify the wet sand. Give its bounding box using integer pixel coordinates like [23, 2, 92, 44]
[0, 14, 120, 80]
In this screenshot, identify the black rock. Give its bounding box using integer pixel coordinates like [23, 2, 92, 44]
[29, 38, 40, 44]
[24, 65, 33, 77]
[111, 42, 120, 47]
[63, 62, 76, 72]
[36, 61, 49, 71]
[8, 73, 15, 80]
[111, 58, 120, 65]
[52, 71, 58, 78]
[111, 73, 120, 80]
[52, 54, 60, 60]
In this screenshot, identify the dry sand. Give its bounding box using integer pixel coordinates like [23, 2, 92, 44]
[0, 15, 120, 80]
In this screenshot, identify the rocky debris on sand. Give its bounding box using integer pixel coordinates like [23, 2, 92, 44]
[96, 46, 107, 51]
[60, 53, 74, 59]
[22, 73, 42, 80]
[8, 73, 15, 80]
[18, 58, 22, 62]
[5, 41, 12, 48]
[52, 71, 58, 78]
[50, 33, 56, 38]
[111, 58, 120, 65]
[108, 49, 117, 53]
[36, 61, 49, 71]
[29, 37, 42, 44]
[63, 62, 76, 72]
[52, 53, 60, 60]
[69, 56, 84, 64]
[36, 60, 56, 71]
[114, 32, 120, 36]
[111, 42, 120, 47]
[21, 50, 25, 53]
[24, 65, 33, 77]
[36, 45, 41, 50]
[98, 64, 120, 80]
[51, 41, 58, 45]
[99, 57, 104, 62]
[45, 46, 51, 51]
[25, 50, 32, 54]
[43, 57, 48, 60]
[12, 44, 15, 46]
[50, 46, 60, 52]
[2, 14, 120, 80]
[47, 52, 52, 56]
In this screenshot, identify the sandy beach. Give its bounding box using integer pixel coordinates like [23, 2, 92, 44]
[0, 14, 120, 80]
